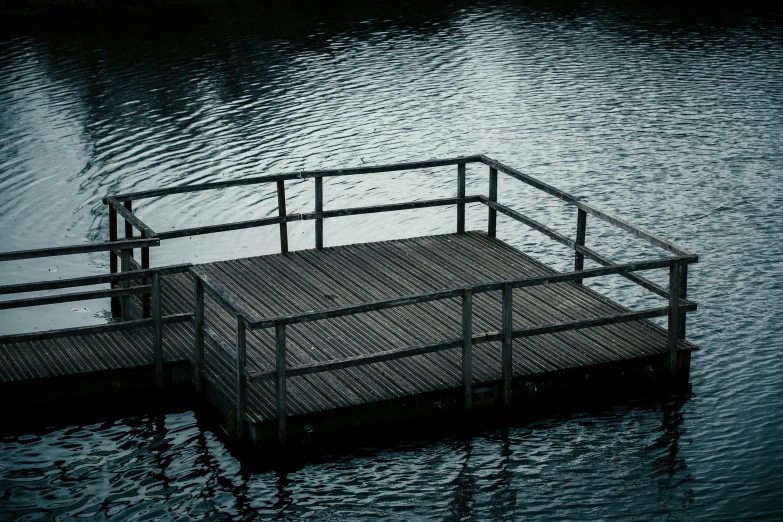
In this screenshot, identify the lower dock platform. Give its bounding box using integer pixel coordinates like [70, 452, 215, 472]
[0, 232, 696, 443]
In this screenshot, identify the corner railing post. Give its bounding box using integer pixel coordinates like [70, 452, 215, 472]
[141, 230, 151, 318]
[120, 249, 130, 321]
[488, 167, 498, 238]
[276, 321, 287, 444]
[277, 180, 289, 254]
[236, 314, 247, 437]
[462, 288, 473, 412]
[668, 260, 682, 375]
[152, 271, 163, 390]
[194, 277, 204, 393]
[574, 208, 587, 284]
[109, 201, 120, 318]
[315, 176, 323, 250]
[502, 283, 513, 405]
[457, 163, 466, 234]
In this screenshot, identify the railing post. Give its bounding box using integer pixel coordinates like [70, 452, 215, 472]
[194, 277, 204, 394]
[277, 180, 289, 254]
[141, 230, 150, 318]
[488, 167, 498, 238]
[315, 176, 323, 250]
[501, 283, 513, 405]
[679, 264, 688, 340]
[236, 314, 247, 436]
[151, 271, 163, 389]
[120, 249, 130, 321]
[457, 163, 466, 234]
[668, 260, 682, 375]
[109, 202, 120, 318]
[124, 201, 134, 258]
[462, 288, 473, 412]
[276, 321, 287, 444]
[574, 208, 587, 284]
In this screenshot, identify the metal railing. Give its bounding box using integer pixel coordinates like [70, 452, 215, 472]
[153, 155, 699, 443]
[0, 155, 698, 439]
[0, 264, 192, 388]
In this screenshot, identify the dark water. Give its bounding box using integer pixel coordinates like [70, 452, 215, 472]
[1, 1, 783, 519]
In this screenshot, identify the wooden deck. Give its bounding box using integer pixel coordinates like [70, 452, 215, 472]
[0, 232, 695, 428]
[0, 155, 699, 445]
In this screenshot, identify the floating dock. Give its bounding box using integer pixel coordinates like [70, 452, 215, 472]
[0, 155, 698, 444]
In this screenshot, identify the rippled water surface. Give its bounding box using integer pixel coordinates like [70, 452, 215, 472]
[1, 1, 782, 519]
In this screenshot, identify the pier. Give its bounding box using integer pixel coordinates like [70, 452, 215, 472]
[0, 155, 698, 444]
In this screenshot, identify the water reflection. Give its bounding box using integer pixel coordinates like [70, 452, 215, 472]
[1, 0, 783, 518]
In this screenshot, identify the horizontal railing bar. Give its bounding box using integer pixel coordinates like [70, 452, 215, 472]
[106, 196, 158, 238]
[0, 312, 192, 344]
[106, 172, 302, 203]
[478, 156, 694, 258]
[154, 197, 481, 240]
[0, 264, 192, 296]
[107, 156, 482, 202]
[246, 303, 697, 381]
[574, 200, 694, 257]
[510, 304, 696, 340]
[581, 246, 670, 299]
[202, 324, 236, 359]
[157, 215, 297, 240]
[299, 156, 482, 179]
[301, 196, 482, 221]
[0, 285, 151, 310]
[0, 237, 160, 263]
[249, 256, 694, 329]
[480, 197, 672, 299]
[247, 338, 464, 382]
[479, 155, 577, 203]
[190, 266, 257, 322]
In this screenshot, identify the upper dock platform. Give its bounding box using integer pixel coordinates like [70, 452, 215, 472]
[0, 155, 698, 444]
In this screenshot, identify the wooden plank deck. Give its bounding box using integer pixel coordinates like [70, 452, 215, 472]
[164, 231, 695, 424]
[0, 231, 696, 430]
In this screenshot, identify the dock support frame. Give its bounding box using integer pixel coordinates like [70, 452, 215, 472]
[276, 321, 287, 444]
[194, 277, 204, 393]
[668, 260, 684, 375]
[236, 315, 247, 436]
[152, 271, 163, 389]
[501, 283, 513, 405]
[462, 288, 473, 412]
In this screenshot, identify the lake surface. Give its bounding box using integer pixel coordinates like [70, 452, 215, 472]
[1, 1, 782, 519]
